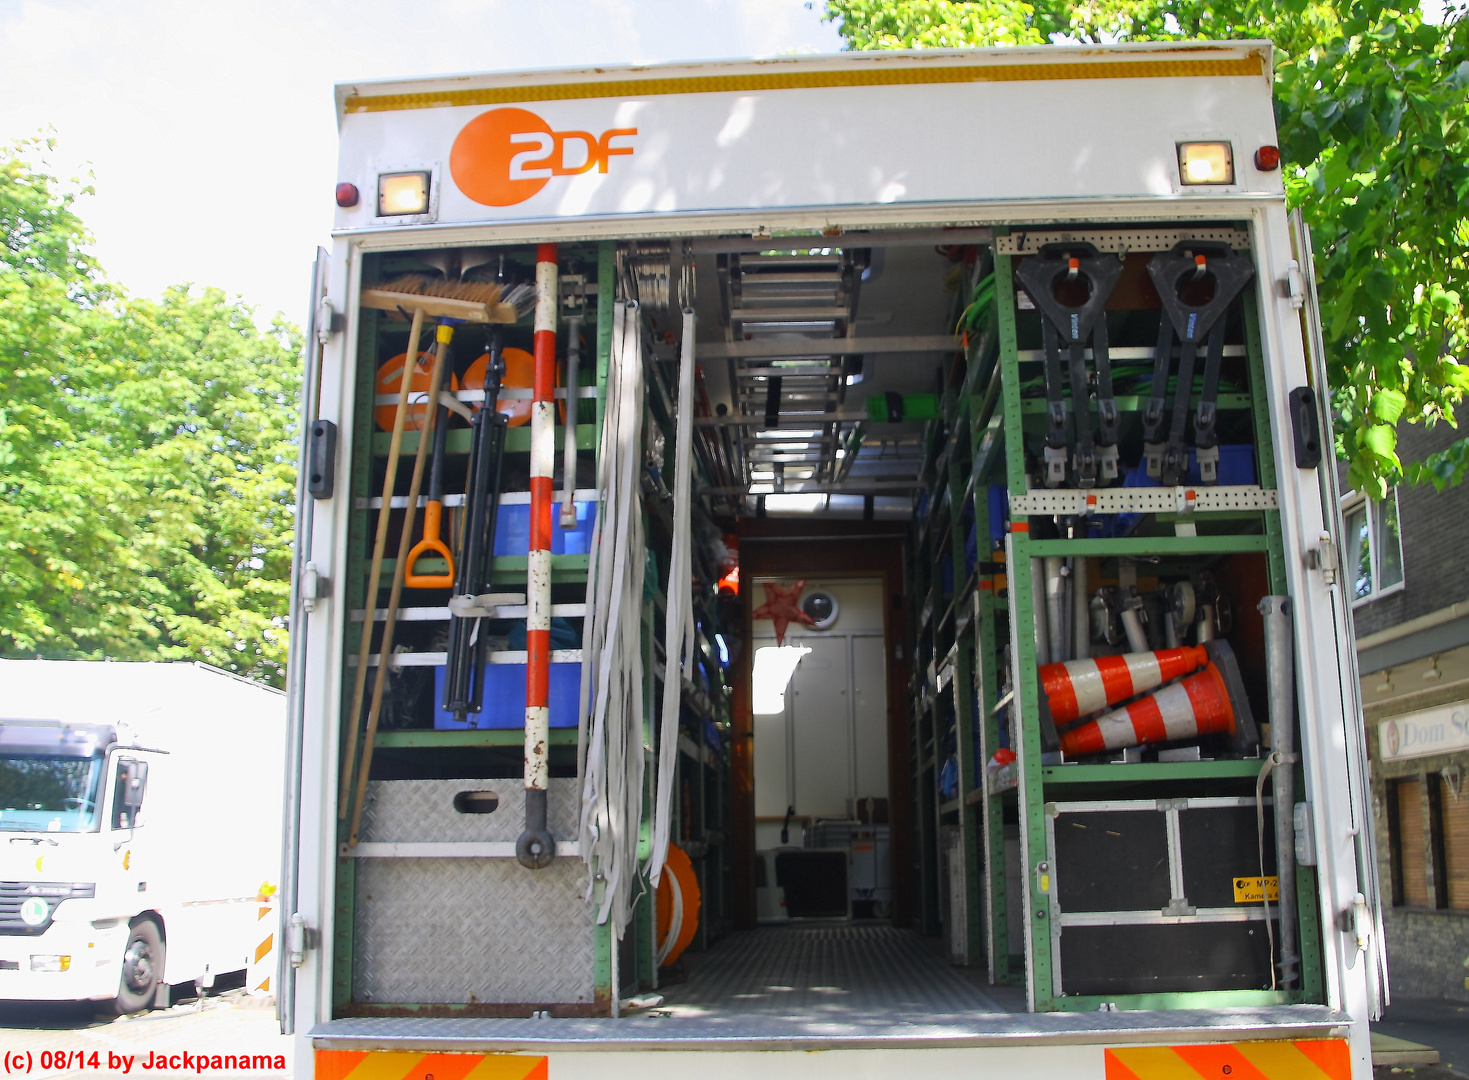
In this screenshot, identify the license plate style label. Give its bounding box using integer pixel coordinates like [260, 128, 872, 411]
[1232, 876, 1280, 902]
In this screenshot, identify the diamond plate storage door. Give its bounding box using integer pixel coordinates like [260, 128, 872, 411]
[349, 778, 595, 1010]
[353, 859, 594, 1007]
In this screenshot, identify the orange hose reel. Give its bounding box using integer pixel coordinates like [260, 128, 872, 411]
[654, 843, 701, 968]
[374, 352, 461, 432]
[462, 346, 556, 428]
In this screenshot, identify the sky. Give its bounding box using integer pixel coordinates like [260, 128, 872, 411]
[0, 0, 845, 327]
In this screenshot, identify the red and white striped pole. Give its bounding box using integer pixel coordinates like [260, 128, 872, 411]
[517, 243, 558, 869]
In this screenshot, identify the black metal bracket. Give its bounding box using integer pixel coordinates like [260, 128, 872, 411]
[1289, 386, 1323, 468]
[307, 420, 337, 500]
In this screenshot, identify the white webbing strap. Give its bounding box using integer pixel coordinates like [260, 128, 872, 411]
[649, 308, 697, 888]
[578, 300, 647, 935]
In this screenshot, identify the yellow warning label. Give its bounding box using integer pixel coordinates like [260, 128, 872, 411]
[1233, 876, 1280, 902]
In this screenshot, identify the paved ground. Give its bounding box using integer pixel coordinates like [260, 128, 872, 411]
[1372, 997, 1469, 1077]
[0, 991, 293, 1078]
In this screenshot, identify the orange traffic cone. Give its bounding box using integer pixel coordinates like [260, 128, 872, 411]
[1058, 641, 1257, 756]
[1040, 645, 1209, 724]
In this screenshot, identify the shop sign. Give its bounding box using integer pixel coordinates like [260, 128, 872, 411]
[1379, 702, 1469, 761]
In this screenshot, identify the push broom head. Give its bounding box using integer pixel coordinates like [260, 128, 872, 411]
[362, 274, 539, 325]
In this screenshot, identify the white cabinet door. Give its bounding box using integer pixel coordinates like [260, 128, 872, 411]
[752, 638, 793, 819]
[852, 634, 889, 800]
[790, 636, 852, 820]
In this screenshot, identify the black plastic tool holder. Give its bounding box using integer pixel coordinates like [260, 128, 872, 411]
[1015, 243, 1124, 488]
[1143, 243, 1256, 484]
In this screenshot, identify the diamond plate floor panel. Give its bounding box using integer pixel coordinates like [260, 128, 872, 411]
[659, 923, 1014, 1018]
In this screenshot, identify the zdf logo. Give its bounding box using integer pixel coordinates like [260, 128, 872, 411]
[450, 107, 636, 207]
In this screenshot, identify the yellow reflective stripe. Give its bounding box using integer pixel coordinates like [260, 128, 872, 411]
[344, 55, 1264, 113]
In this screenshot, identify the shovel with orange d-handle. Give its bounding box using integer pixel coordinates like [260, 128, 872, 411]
[405, 394, 455, 589]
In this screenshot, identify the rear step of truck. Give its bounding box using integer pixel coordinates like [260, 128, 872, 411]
[312, 1006, 1351, 1079]
[311, 923, 1352, 1076]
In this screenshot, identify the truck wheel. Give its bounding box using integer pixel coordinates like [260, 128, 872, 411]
[112, 920, 164, 1015]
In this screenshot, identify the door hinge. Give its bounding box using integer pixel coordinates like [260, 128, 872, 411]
[287, 913, 315, 967]
[1305, 533, 1339, 586]
[301, 562, 329, 614]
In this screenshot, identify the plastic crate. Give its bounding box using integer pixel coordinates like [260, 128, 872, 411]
[433, 661, 582, 729]
[493, 500, 597, 557]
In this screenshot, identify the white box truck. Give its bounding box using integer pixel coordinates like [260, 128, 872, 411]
[284, 41, 1386, 1080]
[0, 660, 284, 1012]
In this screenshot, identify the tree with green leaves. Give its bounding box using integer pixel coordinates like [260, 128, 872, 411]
[825, 0, 1469, 496]
[0, 140, 300, 685]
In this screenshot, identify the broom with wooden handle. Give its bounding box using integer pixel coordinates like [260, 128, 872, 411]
[346, 322, 451, 847]
[339, 304, 425, 822]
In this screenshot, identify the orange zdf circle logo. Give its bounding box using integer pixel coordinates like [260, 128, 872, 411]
[450, 107, 637, 207]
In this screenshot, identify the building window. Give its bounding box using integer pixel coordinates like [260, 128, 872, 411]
[1388, 777, 1428, 906]
[1443, 772, 1469, 910]
[1342, 489, 1404, 605]
[1388, 771, 1469, 909]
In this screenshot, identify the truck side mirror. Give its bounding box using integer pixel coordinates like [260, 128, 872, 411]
[123, 762, 147, 809]
[112, 759, 149, 829]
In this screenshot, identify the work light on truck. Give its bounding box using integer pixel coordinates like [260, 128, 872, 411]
[1177, 141, 1234, 185]
[377, 171, 431, 216]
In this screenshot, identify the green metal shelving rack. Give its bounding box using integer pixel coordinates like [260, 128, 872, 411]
[331, 241, 630, 1015]
[909, 228, 1327, 1012]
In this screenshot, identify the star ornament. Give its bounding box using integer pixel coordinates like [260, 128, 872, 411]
[752, 580, 816, 646]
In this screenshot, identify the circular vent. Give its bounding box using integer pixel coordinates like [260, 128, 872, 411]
[801, 590, 839, 630]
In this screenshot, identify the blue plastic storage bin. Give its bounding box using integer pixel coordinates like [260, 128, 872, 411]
[493, 500, 597, 557]
[433, 662, 582, 730]
[988, 484, 1008, 542]
[1186, 444, 1256, 487]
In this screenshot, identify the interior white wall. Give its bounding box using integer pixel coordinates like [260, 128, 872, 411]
[752, 579, 888, 848]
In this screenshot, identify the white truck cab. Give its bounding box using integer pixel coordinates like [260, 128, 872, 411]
[0, 661, 284, 1012]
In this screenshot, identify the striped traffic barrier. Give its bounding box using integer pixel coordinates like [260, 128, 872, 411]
[248, 897, 274, 996]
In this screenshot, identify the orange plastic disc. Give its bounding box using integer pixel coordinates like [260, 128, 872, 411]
[462, 346, 560, 428]
[654, 843, 701, 968]
[374, 353, 460, 432]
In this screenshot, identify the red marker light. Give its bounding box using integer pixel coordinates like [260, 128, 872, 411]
[335, 183, 360, 207]
[1254, 146, 1281, 171]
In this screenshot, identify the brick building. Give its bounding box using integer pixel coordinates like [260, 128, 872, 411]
[1351, 421, 1469, 1001]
